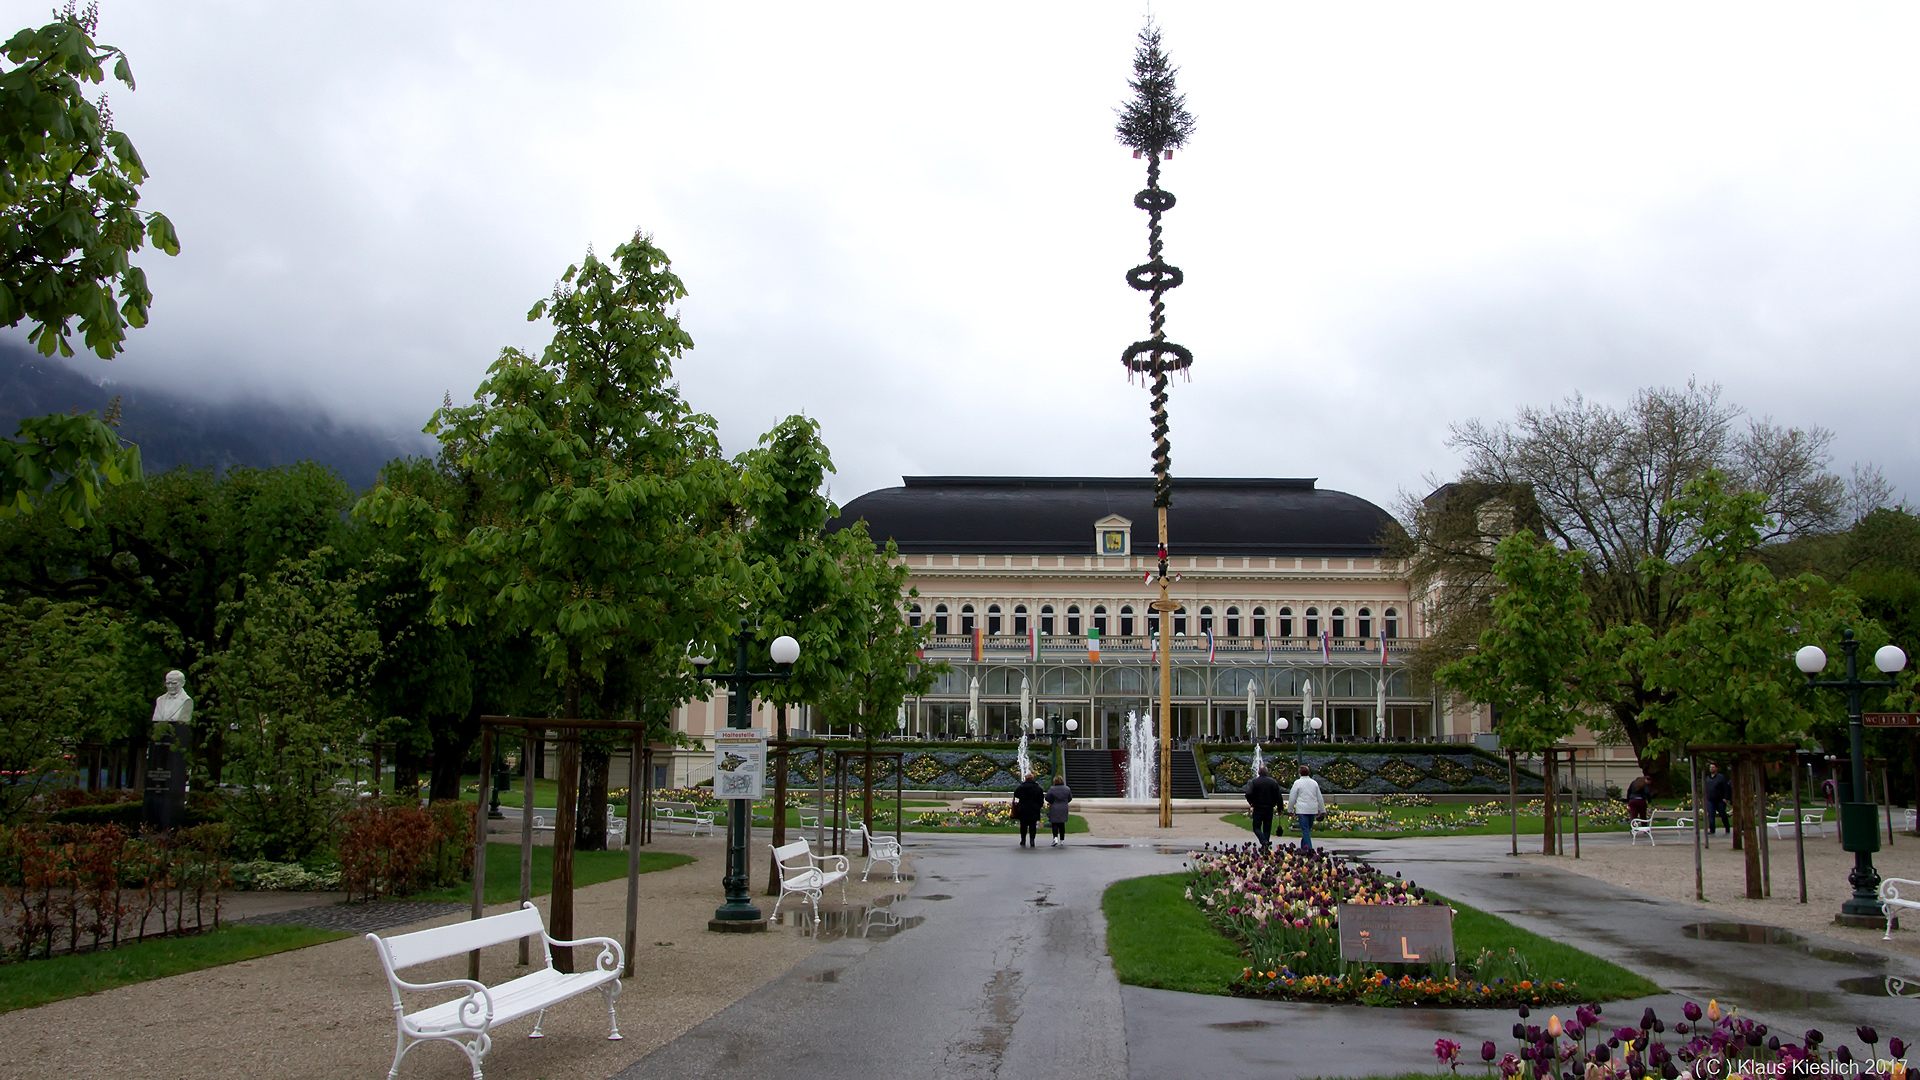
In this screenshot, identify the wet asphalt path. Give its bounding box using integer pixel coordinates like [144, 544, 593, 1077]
[608, 833, 1192, 1080]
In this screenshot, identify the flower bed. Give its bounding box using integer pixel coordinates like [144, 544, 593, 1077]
[1428, 999, 1907, 1080]
[913, 805, 1015, 828]
[1255, 798, 1634, 836]
[1188, 843, 1584, 1006]
[1202, 745, 1541, 795]
[785, 745, 1027, 792]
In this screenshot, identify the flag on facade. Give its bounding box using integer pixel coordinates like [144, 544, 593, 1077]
[1206, 629, 1215, 662]
[1087, 628, 1101, 663]
[1150, 634, 1158, 663]
[1264, 633, 1272, 665]
[1320, 630, 1331, 664]
[1142, 569, 1153, 585]
[971, 627, 985, 662]
[1379, 632, 1390, 665]
[1029, 626, 1041, 661]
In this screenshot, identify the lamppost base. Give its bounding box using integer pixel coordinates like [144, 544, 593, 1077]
[708, 917, 770, 934]
[1836, 912, 1895, 930]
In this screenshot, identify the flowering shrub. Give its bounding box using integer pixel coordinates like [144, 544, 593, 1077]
[1379, 793, 1436, 808]
[230, 860, 342, 891]
[1439, 999, 1908, 1080]
[913, 805, 1015, 828]
[0, 823, 232, 960]
[337, 798, 471, 902]
[1290, 798, 1634, 835]
[656, 787, 720, 810]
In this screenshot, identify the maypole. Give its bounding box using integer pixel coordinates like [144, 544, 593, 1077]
[1114, 22, 1195, 829]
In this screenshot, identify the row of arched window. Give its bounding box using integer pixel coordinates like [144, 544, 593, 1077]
[907, 602, 1400, 640]
[917, 664, 1429, 698]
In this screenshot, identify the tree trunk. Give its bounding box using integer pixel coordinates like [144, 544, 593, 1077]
[1737, 757, 1763, 898]
[1542, 754, 1558, 856]
[550, 671, 582, 973]
[429, 717, 472, 802]
[576, 740, 610, 852]
[201, 726, 225, 787]
[862, 736, 875, 858]
[393, 741, 421, 798]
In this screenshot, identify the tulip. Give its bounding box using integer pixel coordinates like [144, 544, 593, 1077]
[1683, 1002, 1703, 1022]
[1706, 1001, 1721, 1023]
[1767, 1037, 1780, 1053]
[1806, 1030, 1824, 1046]
[1891, 1037, 1908, 1058]
[1484, 1041, 1499, 1062]
[1521, 1005, 1532, 1018]
[1642, 1008, 1657, 1030]
[1551, 1017, 1564, 1038]
[1860, 1027, 1880, 1046]
[1836, 1046, 1853, 1065]
[1515, 1024, 1528, 1040]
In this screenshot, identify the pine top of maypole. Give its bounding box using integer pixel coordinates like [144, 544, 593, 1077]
[1115, 24, 1196, 158]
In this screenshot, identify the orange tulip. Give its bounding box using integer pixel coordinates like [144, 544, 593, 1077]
[1707, 999, 1722, 1022]
[1548, 1016, 1563, 1038]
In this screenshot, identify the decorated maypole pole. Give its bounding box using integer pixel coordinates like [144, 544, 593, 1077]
[1115, 22, 1195, 830]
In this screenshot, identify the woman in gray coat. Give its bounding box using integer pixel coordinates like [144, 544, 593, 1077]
[1045, 776, 1072, 847]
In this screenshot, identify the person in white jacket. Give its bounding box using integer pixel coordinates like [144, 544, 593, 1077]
[1286, 765, 1326, 851]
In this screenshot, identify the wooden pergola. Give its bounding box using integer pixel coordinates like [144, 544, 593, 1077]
[763, 740, 905, 893]
[471, 716, 669, 978]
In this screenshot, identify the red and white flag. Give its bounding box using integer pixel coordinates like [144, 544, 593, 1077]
[1320, 630, 1331, 664]
[1379, 633, 1390, 665]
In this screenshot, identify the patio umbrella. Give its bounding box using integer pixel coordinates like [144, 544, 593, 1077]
[968, 675, 980, 736]
[1246, 678, 1257, 741]
[1301, 676, 1313, 738]
[1021, 675, 1031, 728]
[1376, 671, 1388, 740]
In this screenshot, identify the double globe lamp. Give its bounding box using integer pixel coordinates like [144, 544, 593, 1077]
[1794, 634, 1907, 923]
[1274, 714, 1323, 751]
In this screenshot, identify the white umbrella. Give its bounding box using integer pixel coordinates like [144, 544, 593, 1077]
[1245, 678, 1257, 741]
[1021, 675, 1031, 728]
[968, 675, 980, 735]
[1300, 675, 1313, 738]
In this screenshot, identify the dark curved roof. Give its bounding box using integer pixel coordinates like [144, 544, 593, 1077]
[829, 477, 1396, 557]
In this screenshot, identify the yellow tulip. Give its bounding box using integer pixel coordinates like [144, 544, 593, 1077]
[1549, 1015, 1563, 1038]
[1707, 999, 1721, 1022]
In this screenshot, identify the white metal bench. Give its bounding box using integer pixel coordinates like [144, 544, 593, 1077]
[770, 838, 848, 921]
[1767, 808, 1828, 839]
[1882, 878, 1920, 940]
[1630, 810, 1695, 846]
[855, 824, 902, 883]
[653, 802, 717, 837]
[366, 902, 623, 1080]
[527, 816, 628, 848]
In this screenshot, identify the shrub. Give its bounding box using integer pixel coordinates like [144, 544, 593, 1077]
[338, 798, 472, 902]
[231, 860, 342, 891]
[0, 822, 232, 960]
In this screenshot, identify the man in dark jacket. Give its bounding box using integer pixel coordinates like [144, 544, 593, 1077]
[1705, 763, 1733, 835]
[1012, 774, 1045, 847]
[1244, 766, 1284, 850]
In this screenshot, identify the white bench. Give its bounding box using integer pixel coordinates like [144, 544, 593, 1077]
[856, 824, 903, 883]
[770, 839, 848, 921]
[1767, 808, 1828, 839]
[1882, 878, 1920, 941]
[366, 902, 624, 1080]
[1630, 810, 1695, 846]
[527, 816, 628, 848]
[653, 802, 717, 837]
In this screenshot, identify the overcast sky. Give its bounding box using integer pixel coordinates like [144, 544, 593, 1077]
[20, 2, 1920, 511]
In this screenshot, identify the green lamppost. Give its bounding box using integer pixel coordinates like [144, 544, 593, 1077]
[695, 619, 800, 928]
[1029, 713, 1080, 777]
[1795, 628, 1908, 925]
[1275, 713, 1323, 756]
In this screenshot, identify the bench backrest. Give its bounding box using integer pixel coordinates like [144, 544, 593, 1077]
[374, 903, 547, 971]
[773, 840, 812, 867]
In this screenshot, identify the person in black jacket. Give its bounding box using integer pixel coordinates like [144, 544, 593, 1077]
[1244, 766, 1284, 850]
[1012, 774, 1045, 847]
[1705, 763, 1733, 835]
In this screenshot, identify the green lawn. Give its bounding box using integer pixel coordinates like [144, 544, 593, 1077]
[411, 842, 693, 905]
[1102, 872, 1659, 1001]
[1220, 809, 1634, 840]
[0, 924, 348, 1014]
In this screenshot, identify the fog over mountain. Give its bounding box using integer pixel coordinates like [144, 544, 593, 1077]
[1, 347, 432, 492]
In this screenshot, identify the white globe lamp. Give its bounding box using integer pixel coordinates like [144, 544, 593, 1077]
[1794, 645, 1827, 675]
[1877, 644, 1909, 674]
[770, 635, 800, 665]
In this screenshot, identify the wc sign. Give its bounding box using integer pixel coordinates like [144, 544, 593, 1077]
[1337, 904, 1456, 964]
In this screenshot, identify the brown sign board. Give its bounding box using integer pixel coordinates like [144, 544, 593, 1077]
[1865, 714, 1920, 729]
[1337, 903, 1455, 964]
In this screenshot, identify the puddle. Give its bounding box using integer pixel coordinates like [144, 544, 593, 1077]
[1497, 910, 1556, 917]
[805, 969, 841, 983]
[920, 894, 953, 901]
[1088, 844, 1131, 849]
[1494, 872, 1545, 878]
[1683, 923, 1889, 967]
[773, 896, 927, 942]
[1209, 1020, 1272, 1030]
[1841, 975, 1920, 997]
[1032, 898, 1057, 907]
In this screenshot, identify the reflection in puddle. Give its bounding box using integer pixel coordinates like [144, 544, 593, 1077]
[805, 969, 841, 983]
[773, 895, 926, 942]
[920, 894, 954, 901]
[1209, 1020, 1271, 1030]
[1683, 922, 1887, 967]
[1495, 872, 1544, 879]
[1839, 975, 1920, 997]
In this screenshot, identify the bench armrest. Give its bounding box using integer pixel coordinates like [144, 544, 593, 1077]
[389, 977, 495, 1029]
[545, 933, 625, 973]
[815, 853, 850, 875]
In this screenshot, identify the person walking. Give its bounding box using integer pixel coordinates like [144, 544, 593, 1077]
[1013, 773, 1044, 848]
[1045, 775, 1073, 847]
[1625, 774, 1651, 823]
[1704, 763, 1733, 835]
[1245, 766, 1284, 850]
[1287, 764, 1325, 851]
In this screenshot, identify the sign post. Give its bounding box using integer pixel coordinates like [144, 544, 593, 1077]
[1336, 904, 1455, 966]
[713, 729, 767, 800]
[1865, 714, 1920, 729]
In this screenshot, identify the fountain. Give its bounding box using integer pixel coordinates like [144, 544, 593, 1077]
[1016, 733, 1034, 781]
[1252, 741, 1264, 777]
[1123, 710, 1157, 803]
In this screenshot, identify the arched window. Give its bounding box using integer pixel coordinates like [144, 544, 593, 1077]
[1173, 605, 1188, 637]
[1225, 606, 1241, 638]
[909, 603, 923, 629]
[1277, 606, 1292, 638]
[1214, 667, 1260, 695]
[987, 604, 1003, 636]
[1172, 667, 1206, 696]
[1013, 604, 1028, 636]
[1066, 604, 1082, 636]
[1092, 604, 1108, 636]
[1331, 607, 1346, 639]
[1332, 668, 1374, 697]
[960, 604, 975, 635]
[1304, 607, 1319, 640]
[1102, 666, 1150, 695]
[1199, 606, 1214, 634]
[1119, 605, 1136, 637]
[1040, 604, 1055, 635]
[1384, 607, 1399, 639]
[1039, 666, 1089, 696]
[984, 667, 1024, 695]
[934, 604, 949, 636]
[1251, 606, 1266, 638]
[1357, 607, 1372, 639]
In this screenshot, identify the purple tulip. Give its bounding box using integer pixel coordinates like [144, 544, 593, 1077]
[1890, 1037, 1907, 1058]
[1515, 1024, 1528, 1040]
[1520, 1005, 1532, 1018]
[1683, 1002, 1703, 1022]
[1806, 1030, 1824, 1045]
[1484, 1042, 1499, 1062]
[1642, 1008, 1657, 1028]
[1858, 1027, 1879, 1046]
[1594, 1045, 1611, 1063]
[1767, 1036, 1781, 1052]
[1660, 1064, 1678, 1080]
[1836, 1046, 1853, 1065]
[1675, 1023, 1690, 1036]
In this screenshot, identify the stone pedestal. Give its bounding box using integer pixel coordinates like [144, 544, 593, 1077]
[142, 740, 187, 831]
[707, 918, 769, 934]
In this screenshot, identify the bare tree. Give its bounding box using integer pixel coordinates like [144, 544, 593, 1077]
[1399, 381, 1845, 794]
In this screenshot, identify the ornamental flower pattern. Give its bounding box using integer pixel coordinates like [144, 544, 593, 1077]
[1201, 748, 1543, 795]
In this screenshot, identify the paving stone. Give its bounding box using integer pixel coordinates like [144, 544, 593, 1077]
[233, 900, 465, 934]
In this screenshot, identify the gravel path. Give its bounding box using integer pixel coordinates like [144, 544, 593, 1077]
[0, 832, 915, 1080]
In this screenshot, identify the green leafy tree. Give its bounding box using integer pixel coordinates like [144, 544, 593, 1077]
[0, 597, 126, 820]
[0, 5, 179, 526]
[1437, 530, 1606, 853]
[203, 548, 385, 862]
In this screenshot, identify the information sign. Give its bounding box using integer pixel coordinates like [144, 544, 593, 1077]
[1864, 713, 1920, 729]
[712, 729, 767, 799]
[1336, 903, 1455, 964]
